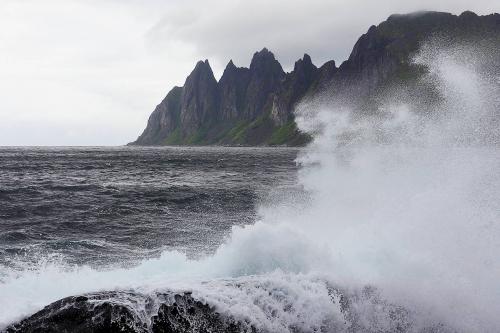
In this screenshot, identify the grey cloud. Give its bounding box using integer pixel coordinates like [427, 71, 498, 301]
[148, 0, 499, 74]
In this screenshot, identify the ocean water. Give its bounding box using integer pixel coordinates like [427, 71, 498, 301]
[0, 41, 499, 332]
[0, 146, 300, 269]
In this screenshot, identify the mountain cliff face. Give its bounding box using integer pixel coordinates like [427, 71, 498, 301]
[130, 11, 499, 146]
[179, 60, 218, 137]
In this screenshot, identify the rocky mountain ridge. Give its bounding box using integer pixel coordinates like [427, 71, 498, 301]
[130, 10, 499, 146]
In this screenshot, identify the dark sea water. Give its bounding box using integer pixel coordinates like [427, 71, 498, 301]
[0, 146, 299, 271]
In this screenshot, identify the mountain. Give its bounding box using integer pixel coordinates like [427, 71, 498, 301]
[129, 11, 499, 146]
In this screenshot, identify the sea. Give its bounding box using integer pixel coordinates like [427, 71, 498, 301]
[0, 146, 300, 269]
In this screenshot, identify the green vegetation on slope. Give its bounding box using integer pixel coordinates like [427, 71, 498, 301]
[163, 128, 183, 145]
[268, 121, 298, 145]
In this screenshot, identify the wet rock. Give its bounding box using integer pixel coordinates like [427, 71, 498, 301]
[4, 287, 456, 333]
[4, 291, 251, 333]
[151, 293, 248, 333]
[4, 293, 146, 333]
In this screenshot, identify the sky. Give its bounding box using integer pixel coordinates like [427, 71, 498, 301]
[0, 0, 498, 146]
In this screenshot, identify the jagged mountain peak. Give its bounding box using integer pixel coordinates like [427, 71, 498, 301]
[302, 53, 312, 63]
[184, 59, 217, 88]
[130, 10, 499, 147]
[226, 59, 236, 68]
[255, 47, 272, 55]
[293, 53, 316, 73]
[222, 59, 243, 75]
[220, 59, 249, 84]
[192, 59, 213, 73]
[250, 47, 275, 61]
[249, 48, 283, 72]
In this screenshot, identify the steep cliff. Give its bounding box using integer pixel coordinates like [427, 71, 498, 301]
[130, 11, 499, 146]
[131, 48, 313, 146]
[179, 60, 218, 138]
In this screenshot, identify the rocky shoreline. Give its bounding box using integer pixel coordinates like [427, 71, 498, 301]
[4, 286, 455, 333]
[4, 291, 247, 333]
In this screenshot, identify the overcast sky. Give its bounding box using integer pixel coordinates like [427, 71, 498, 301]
[0, 0, 498, 146]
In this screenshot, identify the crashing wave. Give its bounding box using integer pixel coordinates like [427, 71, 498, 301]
[4, 274, 454, 333]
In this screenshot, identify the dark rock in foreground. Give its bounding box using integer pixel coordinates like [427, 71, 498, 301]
[4, 291, 248, 333]
[4, 286, 457, 333]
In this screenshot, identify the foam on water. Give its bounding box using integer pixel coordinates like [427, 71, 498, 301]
[1, 40, 499, 332]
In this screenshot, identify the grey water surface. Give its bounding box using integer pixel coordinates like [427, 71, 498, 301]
[0, 146, 299, 271]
